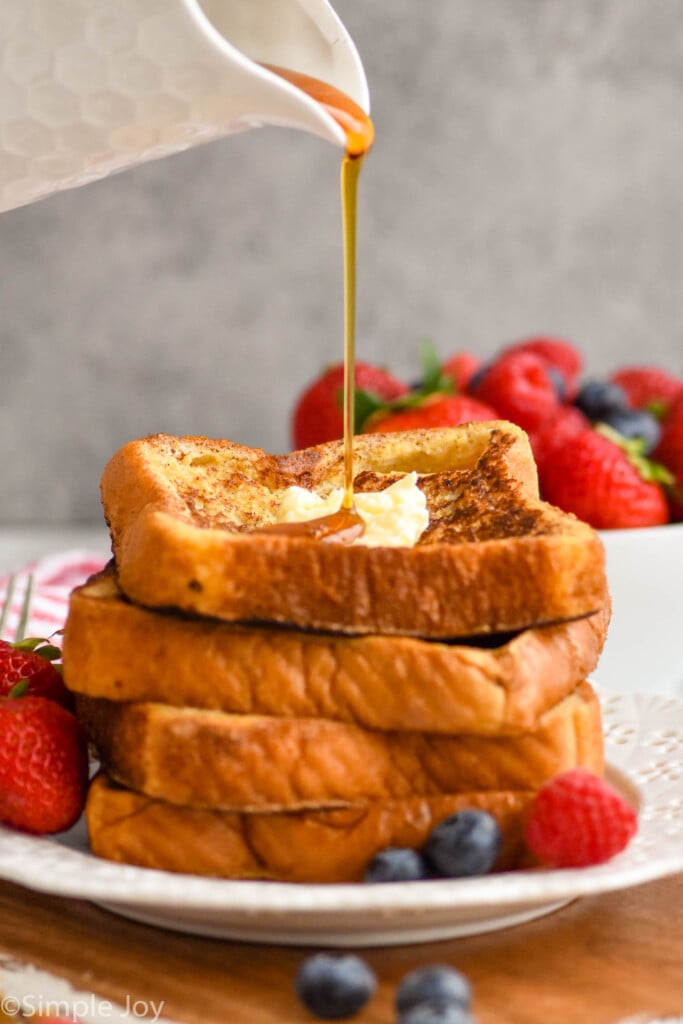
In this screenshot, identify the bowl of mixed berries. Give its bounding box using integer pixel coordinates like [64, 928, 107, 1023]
[292, 336, 683, 696]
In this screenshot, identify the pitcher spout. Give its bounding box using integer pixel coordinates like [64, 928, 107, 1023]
[0, 0, 370, 215]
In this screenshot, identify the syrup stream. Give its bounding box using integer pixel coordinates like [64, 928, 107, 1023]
[341, 149, 362, 510]
[259, 66, 374, 541]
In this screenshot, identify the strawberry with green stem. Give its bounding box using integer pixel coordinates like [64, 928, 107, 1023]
[292, 362, 409, 449]
[0, 636, 73, 708]
[361, 342, 498, 433]
[541, 424, 671, 529]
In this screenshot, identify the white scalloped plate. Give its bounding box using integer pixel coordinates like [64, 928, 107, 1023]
[0, 691, 682, 946]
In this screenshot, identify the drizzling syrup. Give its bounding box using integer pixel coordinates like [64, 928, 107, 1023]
[258, 65, 375, 542]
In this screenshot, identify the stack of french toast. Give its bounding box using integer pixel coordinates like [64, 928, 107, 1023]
[62, 421, 609, 882]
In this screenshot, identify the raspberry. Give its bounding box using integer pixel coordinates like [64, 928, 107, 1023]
[524, 769, 638, 868]
[503, 337, 583, 400]
[441, 351, 481, 393]
[472, 351, 560, 433]
[541, 426, 669, 529]
[610, 365, 683, 411]
[292, 363, 408, 449]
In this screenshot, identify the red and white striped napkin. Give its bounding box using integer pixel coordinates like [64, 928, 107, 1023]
[0, 550, 107, 640]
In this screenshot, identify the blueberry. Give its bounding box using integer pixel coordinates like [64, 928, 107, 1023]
[600, 407, 662, 453]
[423, 810, 502, 878]
[294, 954, 376, 1020]
[467, 363, 490, 392]
[575, 380, 629, 419]
[399, 1003, 476, 1024]
[546, 366, 567, 401]
[396, 965, 472, 1016]
[365, 847, 428, 883]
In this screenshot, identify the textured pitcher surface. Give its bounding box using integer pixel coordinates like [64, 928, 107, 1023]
[0, 0, 367, 213]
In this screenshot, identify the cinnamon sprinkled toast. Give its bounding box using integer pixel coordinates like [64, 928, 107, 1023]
[100, 423, 606, 637]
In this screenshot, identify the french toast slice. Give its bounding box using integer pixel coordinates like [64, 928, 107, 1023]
[76, 683, 603, 813]
[87, 773, 534, 882]
[100, 423, 607, 638]
[63, 567, 609, 736]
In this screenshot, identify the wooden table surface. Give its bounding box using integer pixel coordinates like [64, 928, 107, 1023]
[0, 872, 681, 1023]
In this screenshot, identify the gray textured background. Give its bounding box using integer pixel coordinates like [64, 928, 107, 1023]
[1, 0, 682, 524]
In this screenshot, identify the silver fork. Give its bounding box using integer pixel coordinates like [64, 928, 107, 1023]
[0, 573, 35, 642]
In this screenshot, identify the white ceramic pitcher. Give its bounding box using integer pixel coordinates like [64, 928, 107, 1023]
[0, 0, 369, 214]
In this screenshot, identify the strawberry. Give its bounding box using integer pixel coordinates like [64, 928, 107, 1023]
[0, 695, 88, 834]
[471, 351, 561, 432]
[364, 394, 498, 433]
[610, 365, 683, 413]
[540, 425, 670, 529]
[441, 351, 481, 393]
[653, 392, 683, 521]
[524, 769, 638, 868]
[528, 405, 590, 476]
[0, 638, 72, 708]
[502, 337, 583, 400]
[292, 363, 409, 449]
[32, 1015, 80, 1024]
[34, 1018, 80, 1024]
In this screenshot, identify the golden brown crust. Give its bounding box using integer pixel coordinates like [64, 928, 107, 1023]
[86, 773, 535, 882]
[76, 683, 603, 812]
[100, 424, 607, 637]
[64, 568, 609, 737]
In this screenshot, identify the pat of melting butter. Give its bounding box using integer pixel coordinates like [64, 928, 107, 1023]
[276, 471, 429, 547]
